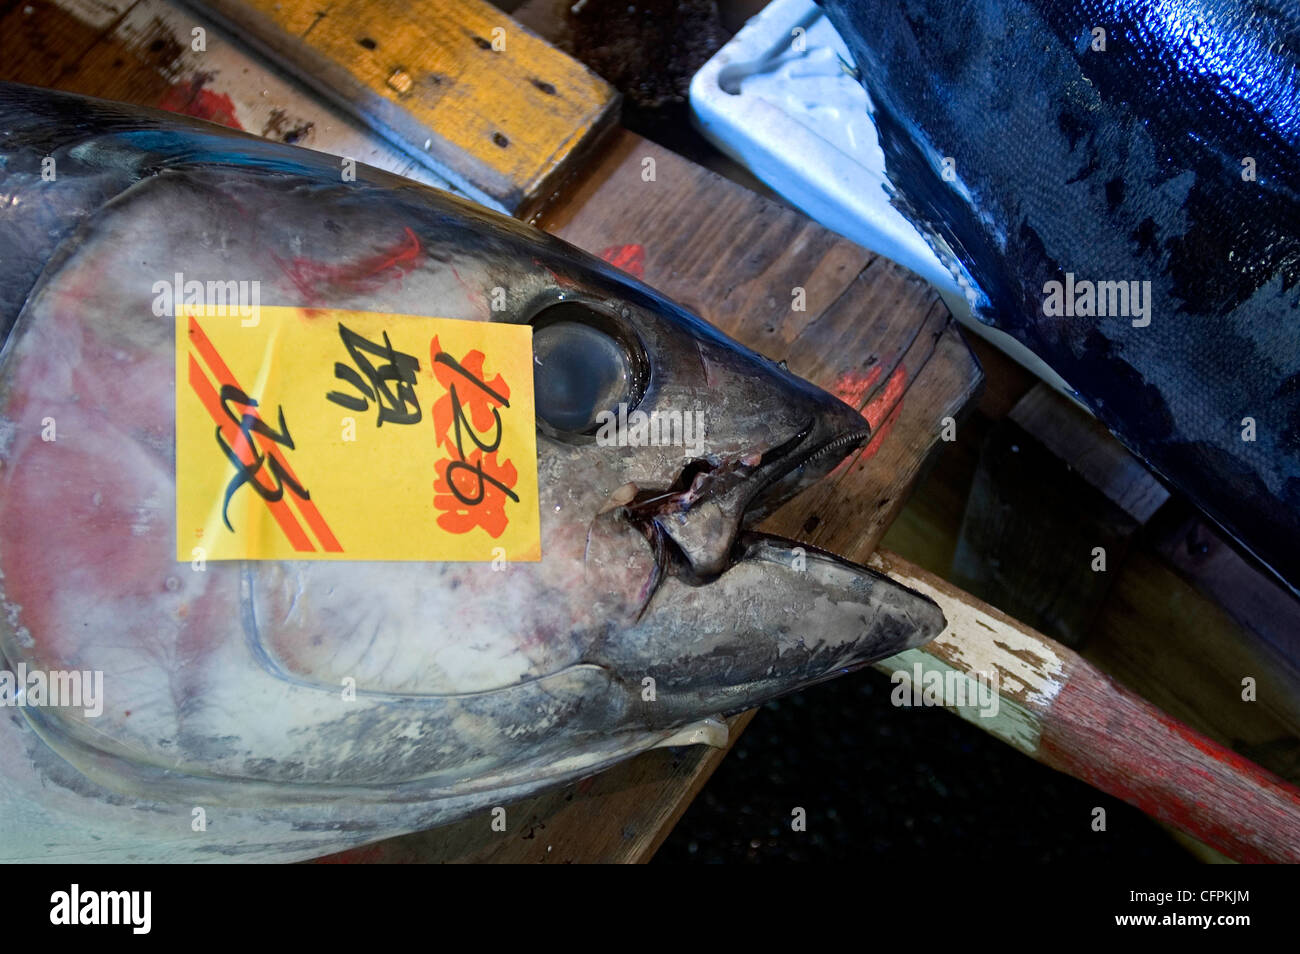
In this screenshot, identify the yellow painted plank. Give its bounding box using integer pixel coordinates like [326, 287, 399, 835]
[188, 0, 619, 212]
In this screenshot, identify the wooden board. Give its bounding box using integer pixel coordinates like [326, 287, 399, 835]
[948, 381, 1169, 648]
[1154, 510, 1300, 688]
[0, 0, 452, 186]
[2, 0, 981, 862]
[1009, 384, 1168, 524]
[951, 418, 1139, 646]
[1087, 546, 1300, 777]
[187, 0, 618, 211]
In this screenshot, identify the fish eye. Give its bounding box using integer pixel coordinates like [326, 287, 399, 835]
[531, 301, 647, 437]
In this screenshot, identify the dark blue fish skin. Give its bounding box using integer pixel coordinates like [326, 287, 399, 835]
[819, 0, 1300, 591]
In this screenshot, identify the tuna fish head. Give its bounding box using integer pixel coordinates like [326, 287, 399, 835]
[0, 83, 943, 861]
[518, 277, 944, 726]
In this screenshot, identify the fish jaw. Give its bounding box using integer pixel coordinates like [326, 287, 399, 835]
[595, 532, 945, 725]
[583, 364, 945, 717]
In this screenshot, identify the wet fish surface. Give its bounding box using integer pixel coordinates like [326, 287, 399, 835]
[0, 83, 944, 862]
[819, 0, 1300, 591]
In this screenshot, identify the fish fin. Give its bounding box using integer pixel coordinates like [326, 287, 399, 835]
[653, 716, 729, 749]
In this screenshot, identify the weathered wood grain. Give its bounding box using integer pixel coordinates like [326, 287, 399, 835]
[881, 337, 1300, 791]
[950, 381, 1173, 647]
[1, 0, 447, 185]
[186, 0, 618, 211]
[1087, 547, 1300, 779]
[1154, 511, 1300, 690]
[1010, 383, 1169, 524]
[951, 419, 1139, 646]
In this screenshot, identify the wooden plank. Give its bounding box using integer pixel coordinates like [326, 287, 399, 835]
[187, 0, 619, 211]
[316, 131, 982, 862]
[1010, 383, 1169, 524]
[965, 333, 1037, 419]
[1, 0, 448, 186]
[869, 550, 1300, 863]
[950, 419, 1139, 646]
[1087, 546, 1300, 780]
[950, 383, 1172, 647]
[1149, 512, 1300, 782]
[1154, 510, 1300, 684]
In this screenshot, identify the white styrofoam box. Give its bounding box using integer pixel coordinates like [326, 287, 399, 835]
[689, 0, 1072, 392]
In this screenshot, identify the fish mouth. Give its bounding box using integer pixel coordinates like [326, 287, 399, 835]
[740, 422, 874, 523]
[618, 418, 872, 590]
[595, 411, 945, 718]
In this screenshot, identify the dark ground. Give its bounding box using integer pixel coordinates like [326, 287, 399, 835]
[495, 0, 1196, 863]
[653, 668, 1187, 862]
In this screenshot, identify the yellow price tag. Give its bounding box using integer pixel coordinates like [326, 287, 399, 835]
[176, 305, 540, 562]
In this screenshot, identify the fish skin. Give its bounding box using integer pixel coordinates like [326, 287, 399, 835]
[818, 0, 1300, 592]
[0, 83, 944, 862]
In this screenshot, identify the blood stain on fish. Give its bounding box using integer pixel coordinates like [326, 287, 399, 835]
[273, 227, 423, 303]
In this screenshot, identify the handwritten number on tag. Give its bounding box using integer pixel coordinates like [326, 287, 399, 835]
[216, 384, 310, 531]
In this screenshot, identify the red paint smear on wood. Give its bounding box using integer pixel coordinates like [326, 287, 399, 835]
[1038, 660, 1300, 863]
[859, 403, 903, 466]
[158, 75, 243, 130]
[830, 365, 883, 409]
[828, 365, 907, 472]
[275, 227, 422, 303]
[599, 244, 646, 279]
[864, 366, 907, 429]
